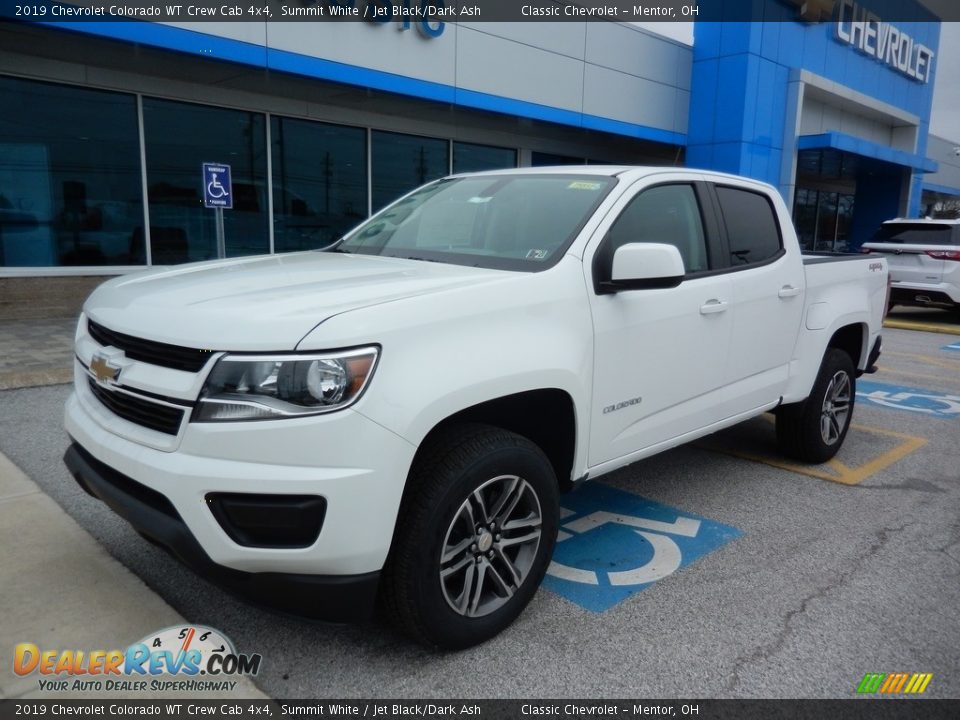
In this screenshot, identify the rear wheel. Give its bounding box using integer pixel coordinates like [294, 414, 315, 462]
[776, 348, 856, 463]
[381, 424, 559, 649]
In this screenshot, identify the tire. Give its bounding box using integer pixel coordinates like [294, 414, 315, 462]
[381, 423, 559, 650]
[776, 348, 856, 464]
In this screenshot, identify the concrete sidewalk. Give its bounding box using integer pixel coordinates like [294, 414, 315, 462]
[0, 450, 269, 700]
[0, 317, 75, 391]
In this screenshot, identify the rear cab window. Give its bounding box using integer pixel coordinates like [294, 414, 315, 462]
[714, 185, 783, 267]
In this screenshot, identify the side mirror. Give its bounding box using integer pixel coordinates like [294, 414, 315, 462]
[602, 243, 685, 293]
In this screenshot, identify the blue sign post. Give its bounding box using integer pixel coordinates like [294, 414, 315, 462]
[202, 163, 232, 259]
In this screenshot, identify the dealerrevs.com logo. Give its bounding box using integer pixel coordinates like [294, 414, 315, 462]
[13, 625, 261, 693]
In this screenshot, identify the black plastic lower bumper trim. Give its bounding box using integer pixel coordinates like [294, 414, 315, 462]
[861, 336, 882, 376]
[890, 288, 957, 308]
[63, 442, 379, 623]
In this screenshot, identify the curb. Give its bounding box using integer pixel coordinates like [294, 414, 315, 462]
[883, 319, 960, 336]
[0, 367, 73, 391]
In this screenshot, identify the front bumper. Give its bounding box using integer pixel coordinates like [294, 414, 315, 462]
[64, 442, 379, 622]
[65, 365, 417, 578]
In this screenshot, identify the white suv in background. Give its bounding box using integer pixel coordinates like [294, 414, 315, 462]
[862, 218, 960, 313]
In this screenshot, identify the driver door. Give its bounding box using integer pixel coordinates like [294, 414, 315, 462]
[585, 177, 734, 468]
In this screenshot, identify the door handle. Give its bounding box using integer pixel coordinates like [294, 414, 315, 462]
[778, 285, 801, 298]
[699, 299, 728, 315]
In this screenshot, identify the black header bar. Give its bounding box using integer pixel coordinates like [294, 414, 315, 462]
[1, 0, 956, 24]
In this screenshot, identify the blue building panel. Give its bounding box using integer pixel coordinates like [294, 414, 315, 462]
[800, 25, 828, 77]
[713, 55, 751, 144]
[769, 64, 790, 148]
[694, 20, 722, 59]
[752, 59, 779, 149]
[797, 133, 937, 172]
[688, 61, 720, 144]
[759, 21, 782, 64]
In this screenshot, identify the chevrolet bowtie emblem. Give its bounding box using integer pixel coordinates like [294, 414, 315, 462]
[90, 350, 124, 385]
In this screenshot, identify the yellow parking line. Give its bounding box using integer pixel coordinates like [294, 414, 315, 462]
[698, 423, 928, 486]
[884, 319, 960, 336]
[837, 429, 928, 485]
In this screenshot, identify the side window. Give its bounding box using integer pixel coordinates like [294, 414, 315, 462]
[715, 186, 782, 266]
[603, 184, 709, 276]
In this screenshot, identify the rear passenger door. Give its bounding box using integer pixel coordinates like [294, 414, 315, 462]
[709, 183, 805, 415]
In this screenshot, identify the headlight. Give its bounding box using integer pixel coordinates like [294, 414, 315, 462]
[194, 346, 379, 422]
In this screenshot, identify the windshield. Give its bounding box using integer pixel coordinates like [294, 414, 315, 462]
[872, 223, 957, 245]
[332, 174, 616, 271]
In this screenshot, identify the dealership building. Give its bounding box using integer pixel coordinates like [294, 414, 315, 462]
[1, 1, 959, 306]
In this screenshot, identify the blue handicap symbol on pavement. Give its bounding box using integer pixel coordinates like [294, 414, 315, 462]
[943, 341, 960, 353]
[856, 380, 960, 419]
[542, 482, 741, 613]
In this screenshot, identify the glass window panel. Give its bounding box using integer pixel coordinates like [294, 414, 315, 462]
[793, 188, 819, 252]
[604, 184, 709, 274]
[452, 141, 516, 174]
[797, 150, 821, 177]
[835, 193, 855, 252]
[531, 151, 584, 167]
[819, 150, 842, 179]
[339, 174, 613, 271]
[371, 131, 448, 213]
[271, 117, 367, 252]
[0, 76, 144, 267]
[143, 98, 268, 263]
[716, 186, 783, 265]
[815, 191, 839, 252]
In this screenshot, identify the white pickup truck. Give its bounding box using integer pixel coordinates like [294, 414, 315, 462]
[64, 167, 888, 648]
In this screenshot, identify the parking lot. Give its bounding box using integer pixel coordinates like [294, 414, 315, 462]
[1, 324, 958, 699]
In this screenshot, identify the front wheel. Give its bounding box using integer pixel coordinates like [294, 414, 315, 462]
[381, 424, 559, 649]
[776, 348, 856, 463]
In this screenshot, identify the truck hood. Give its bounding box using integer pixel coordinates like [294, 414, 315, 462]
[84, 252, 505, 351]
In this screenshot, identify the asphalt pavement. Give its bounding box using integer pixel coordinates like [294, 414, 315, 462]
[0, 326, 957, 699]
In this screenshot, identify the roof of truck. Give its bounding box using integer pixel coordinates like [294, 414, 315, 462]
[449, 165, 779, 191]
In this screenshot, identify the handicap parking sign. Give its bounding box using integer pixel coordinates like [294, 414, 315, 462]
[543, 483, 741, 613]
[202, 163, 232, 209]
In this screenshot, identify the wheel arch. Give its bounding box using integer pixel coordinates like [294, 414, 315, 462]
[827, 322, 868, 369]
[410, 388, 579, 493]
[783, 315, 872, 404]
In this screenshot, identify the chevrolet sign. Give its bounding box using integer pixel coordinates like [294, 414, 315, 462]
[834, 0, 935, 84]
